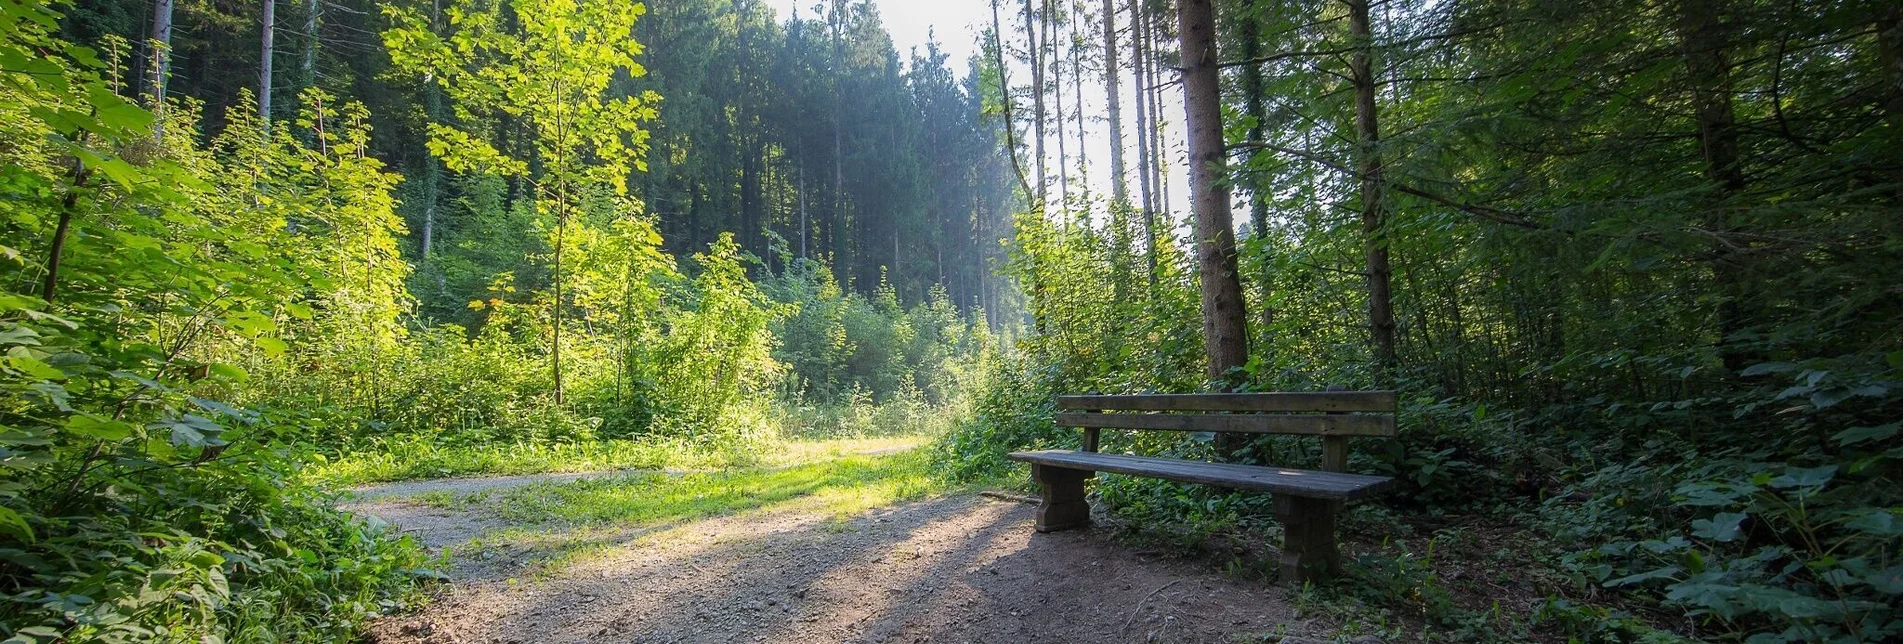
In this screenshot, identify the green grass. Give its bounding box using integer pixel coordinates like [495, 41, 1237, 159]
[416, 450, 967, 576]
[433, 449, 952, 527]
[305, 434, 925, 486]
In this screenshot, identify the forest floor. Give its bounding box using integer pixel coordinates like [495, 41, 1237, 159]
[345, 450, 1363, 644]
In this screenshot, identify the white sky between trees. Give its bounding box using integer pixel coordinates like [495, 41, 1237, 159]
[761, 0, 1197, 230]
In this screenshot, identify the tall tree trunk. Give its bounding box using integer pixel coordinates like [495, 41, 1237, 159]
[1884, 7, 1902, 143]
[420, 0, 442, 262]
[1145, 1, 1168, 223]
[831, 0, 848, 284]
[260, 0, 275, 125]
[1881, 7, 1902, 217]
[1175, 0, 1250, 386]
[302, 0, 319, 89]
[1131, 0, 1157, 283]
[41, 160, 91, 304]
[1102, 0, 1128, 205]
[1349, 0, 1397, 368]
[1241, 3, 1268, 237]
[799, 165, 808, 260]
[1070, 0, 1090, 207]
[147, 0, 173, 111]
[992, 0, 1036, 199]
[1240, 0, 1273, 335]
[1676, 0, 1750, 373]
[553, 192, 566, 406]
[1050, 0, 1070, 212]
[1024, 0, 1048, 203]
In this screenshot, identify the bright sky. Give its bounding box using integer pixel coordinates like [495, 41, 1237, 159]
[761, 1, 990, 69]
[760, 0, 1193, 222]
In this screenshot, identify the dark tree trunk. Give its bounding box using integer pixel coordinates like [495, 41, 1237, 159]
[1349, 0, 1397, 368]
[1240, 0, 1273, 336]
[1174, 0, 1250, 386]
[1677, 0, 1750, 373]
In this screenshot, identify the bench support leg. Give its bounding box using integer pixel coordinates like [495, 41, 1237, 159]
[1030, 464, 1093, 532]
[1274, 496, 1340, 584]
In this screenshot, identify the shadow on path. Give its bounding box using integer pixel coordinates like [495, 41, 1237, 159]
[363, 493, 1338, 644]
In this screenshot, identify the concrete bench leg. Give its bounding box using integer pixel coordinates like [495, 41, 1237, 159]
[1274, 495, 1341, 584]
[1030, 464, 1093, 532]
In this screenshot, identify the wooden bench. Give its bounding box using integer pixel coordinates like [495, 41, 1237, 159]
[1006, 391, 1397, 583]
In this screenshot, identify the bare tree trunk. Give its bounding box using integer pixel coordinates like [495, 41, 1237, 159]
[420, 0, 442, 262]
[1175, 0, 1250, 387]
[992, 0, 1037, 199]
[1102, 0, 1128, 205]
[260, 0, 275, 126]
[1131, 0, 1157, 283]
[553, 192, 566, 406]
[1676, 0, 1749, 373]
[303, 0, 319, 88]
[1070, 0, 1090, 207]
[1240, 0, 1273, 336]
[1050, 0, 1071, 212]
[147, 0, 173, 108]
[799, 165, 808, 260]
[1348, 0, 1397, 368]
[1024, 0, 1048, 203]
[1145, 2, 1168, 224]
[1882, 7, 1902, 217]
[831, 0, 848, 283]
[41, 160, 91, 304]
[1885, 7, 1902, 141]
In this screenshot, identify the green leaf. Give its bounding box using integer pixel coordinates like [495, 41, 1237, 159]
[64, 415, 133, 441]
[0, 326, 42, 346]
[207, 364, 249, 382]
[254, 337, 288, 357]
[0, 506, 34, 543]
[1843, 509, 1902, 537]
[1740, 362, 1795, 377]
[152, 414, 226, 448]
[1867, 565, 1903, 594]
[224, 310, 276, 337]
[86, 84, 154, 132]
[1605, 566, 1679, 587]
[1769, 465, 1836, 490]
[187, 551, 225, 568]
[1691, 512, 1748, 542]
[5, 351, 65, 380]
[1834, 423, 1899, 446]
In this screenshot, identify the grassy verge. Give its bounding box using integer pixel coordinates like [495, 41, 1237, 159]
[305, 435, 926, 487]
[412, 449, 969, 575]
[432, 449, 951, 526]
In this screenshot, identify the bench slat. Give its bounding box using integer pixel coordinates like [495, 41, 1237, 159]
[1057, 391, 1396, 413]
[1007, 450, 1392, 500]
[1055, 412, 1396, 437]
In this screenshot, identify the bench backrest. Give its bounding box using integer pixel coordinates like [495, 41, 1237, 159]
[1055, 391, 1397, 472]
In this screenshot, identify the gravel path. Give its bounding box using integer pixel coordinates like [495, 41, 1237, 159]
[349, 468, 1358, 643]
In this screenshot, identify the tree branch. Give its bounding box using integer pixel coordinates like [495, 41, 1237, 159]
[1229, 140, 1542, 229]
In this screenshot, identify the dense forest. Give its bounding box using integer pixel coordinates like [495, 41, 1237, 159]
[948, 0, 1900, 640]
[0, 0, 1898, 639]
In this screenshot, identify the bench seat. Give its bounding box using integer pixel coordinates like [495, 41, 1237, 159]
[1007, 450, 1392, 500]
[1009, 390, 1400, 583]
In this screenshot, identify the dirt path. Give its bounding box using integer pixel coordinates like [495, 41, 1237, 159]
[350, 473, 1362, 643]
